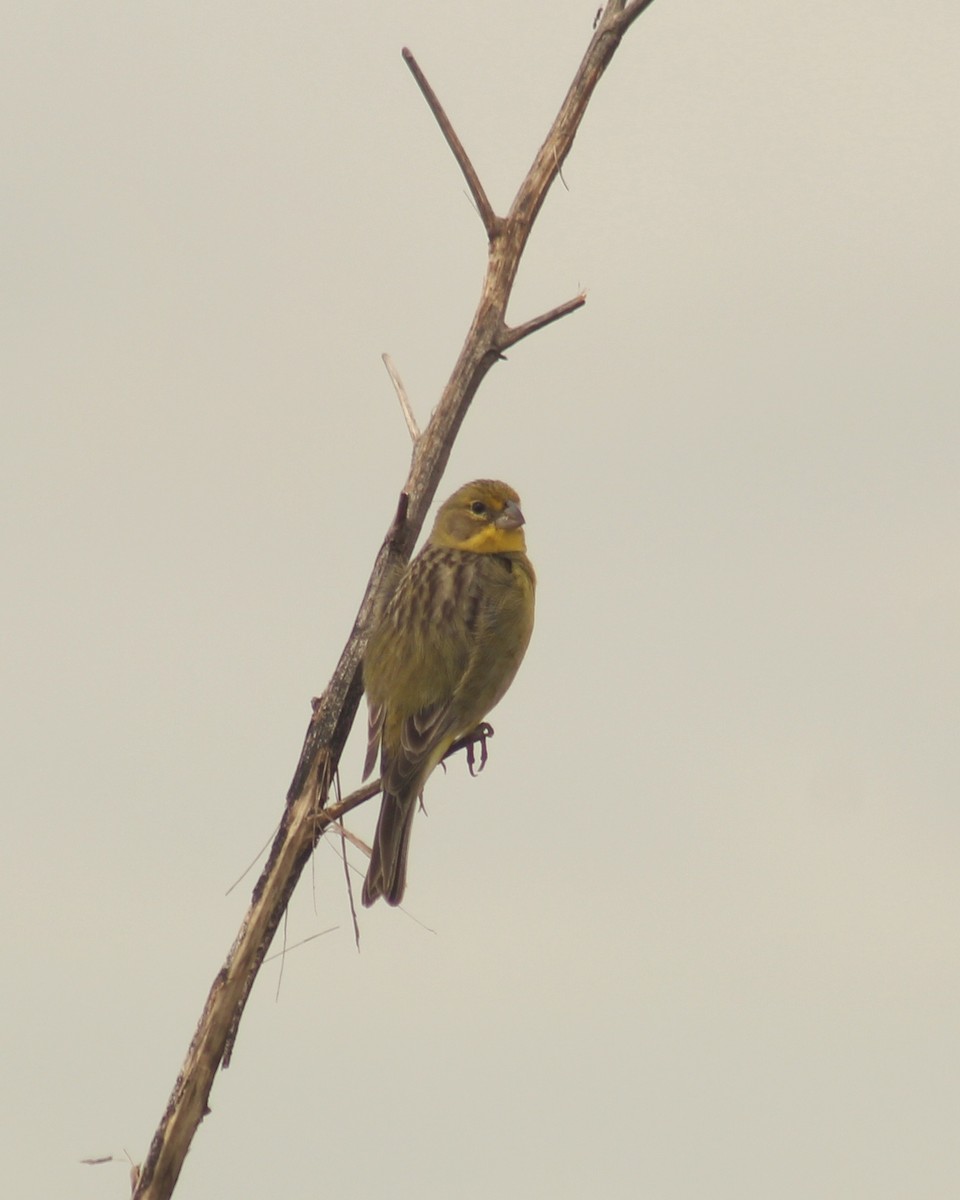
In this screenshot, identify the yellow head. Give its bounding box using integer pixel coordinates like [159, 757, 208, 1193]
[428, 479, 528, 555]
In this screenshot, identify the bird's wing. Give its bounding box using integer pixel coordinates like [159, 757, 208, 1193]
[370, 549, 520, 797]
[388, 576, 509, 790]
[395, 698, 452, 779]
[362, 699, 384, 781]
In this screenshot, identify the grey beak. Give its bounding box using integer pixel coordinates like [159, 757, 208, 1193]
[495, 499, 525, 531]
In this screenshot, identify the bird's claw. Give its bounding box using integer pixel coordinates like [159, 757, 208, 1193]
[465, 722, 494, 776]
[443, 722, 495, 776]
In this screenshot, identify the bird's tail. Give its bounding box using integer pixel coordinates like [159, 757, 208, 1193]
[362, 790, 416, 907]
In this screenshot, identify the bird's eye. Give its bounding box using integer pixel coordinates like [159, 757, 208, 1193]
[470, 500, 487, 516]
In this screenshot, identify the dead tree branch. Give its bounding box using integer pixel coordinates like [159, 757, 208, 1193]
[499, 292, 588, 351]
[402, 47, 500, 239]
[382, 353, 421, 442]
[131, 3, 657, 1196]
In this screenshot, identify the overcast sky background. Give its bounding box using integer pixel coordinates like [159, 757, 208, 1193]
[4, 2, 959, 1197]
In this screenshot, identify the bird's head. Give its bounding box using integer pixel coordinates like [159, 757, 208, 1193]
[429, 479, 527, 554]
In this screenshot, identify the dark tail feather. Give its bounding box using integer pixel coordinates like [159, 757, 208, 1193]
[362, 791, 416, 907]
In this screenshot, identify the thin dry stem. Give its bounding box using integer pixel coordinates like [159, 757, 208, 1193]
[382, 353, 421, 442]
[498, 293, 588, 351]
[401, 47, 500, 238]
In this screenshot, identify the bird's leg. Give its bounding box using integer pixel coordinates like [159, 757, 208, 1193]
[444, 722, 495, 777]
[467, 723, 491, 776]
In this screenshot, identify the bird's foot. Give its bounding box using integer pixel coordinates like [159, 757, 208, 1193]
[445, 722, 495, 777]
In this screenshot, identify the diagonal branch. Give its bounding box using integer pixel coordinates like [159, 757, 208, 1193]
[401, 46, 500, 239]
[497, 293, 587, 351]
[132, 4, 658, 1197]
[382, 353, 421, 442]
[621, 0, 661, 31]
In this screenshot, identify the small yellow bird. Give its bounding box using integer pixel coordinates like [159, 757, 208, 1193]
[361, 480, 536, 907]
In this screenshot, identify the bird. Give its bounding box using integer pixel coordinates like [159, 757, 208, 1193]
[361, 479, 536, 907]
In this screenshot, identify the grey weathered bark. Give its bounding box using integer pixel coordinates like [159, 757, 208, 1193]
[131, 3, 659, 1196]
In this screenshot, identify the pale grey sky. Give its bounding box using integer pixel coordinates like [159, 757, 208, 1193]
[4, 3, 959, 1198]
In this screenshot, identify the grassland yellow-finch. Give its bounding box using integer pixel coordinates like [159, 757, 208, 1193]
[361, 480, 536, 907]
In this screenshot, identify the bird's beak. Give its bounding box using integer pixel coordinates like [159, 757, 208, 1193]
[495, 499, 525, 531]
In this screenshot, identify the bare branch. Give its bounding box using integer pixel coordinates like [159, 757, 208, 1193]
[619, 0, 660, 32]
[401, 48, 500, 240]
[131, 8, 658, 1196]
[321, 777, 381, 823]
[497, 293, 587, 351]
[382, 353, 420, 442]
